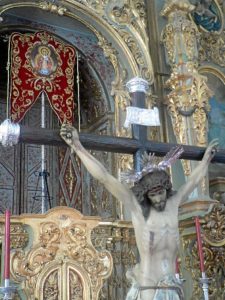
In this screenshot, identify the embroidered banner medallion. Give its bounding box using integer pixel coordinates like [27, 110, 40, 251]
[10, 31, 75, 124]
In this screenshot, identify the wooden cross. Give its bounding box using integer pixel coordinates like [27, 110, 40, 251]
[7, 77, 224, 165]
[19, 125, 225, 164]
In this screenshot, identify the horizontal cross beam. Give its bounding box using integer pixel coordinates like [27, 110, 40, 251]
[19, 126, 225, 163]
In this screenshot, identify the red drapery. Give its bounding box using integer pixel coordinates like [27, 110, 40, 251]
[10, 31, 75, 124]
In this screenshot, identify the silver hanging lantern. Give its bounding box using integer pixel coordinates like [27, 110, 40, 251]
[0, 119, 20, 147]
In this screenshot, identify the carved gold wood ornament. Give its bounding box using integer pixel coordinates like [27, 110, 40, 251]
[0, 1, 155, 219]
[161, 0, 212, 180]
[2, 207, 112, 299]
[180, 204, 225, 299]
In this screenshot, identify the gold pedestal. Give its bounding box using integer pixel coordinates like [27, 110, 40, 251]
[0, 207, 113, 300]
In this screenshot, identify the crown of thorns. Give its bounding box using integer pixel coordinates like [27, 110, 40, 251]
[121, 146, 184, 184]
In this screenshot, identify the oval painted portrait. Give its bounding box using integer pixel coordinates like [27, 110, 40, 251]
[30, 44, 58, 76]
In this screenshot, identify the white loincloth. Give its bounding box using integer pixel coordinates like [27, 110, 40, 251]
[126, 271, 183, 300]
[153, 274, 183, 300]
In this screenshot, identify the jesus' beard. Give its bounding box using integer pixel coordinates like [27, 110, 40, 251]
[140, 198, 167, 220]
[151, 200, 167, 212]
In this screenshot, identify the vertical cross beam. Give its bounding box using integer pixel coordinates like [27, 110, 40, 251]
[126, 77, 150, 171]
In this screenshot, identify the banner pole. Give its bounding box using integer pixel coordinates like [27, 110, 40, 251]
[76, 51, 80, 131]
[41, 91, 45, 214]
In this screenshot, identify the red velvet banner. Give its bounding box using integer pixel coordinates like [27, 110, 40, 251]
[10, 31, 75, 124]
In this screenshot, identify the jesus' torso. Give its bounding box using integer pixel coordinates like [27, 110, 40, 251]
[131, 196, 179, 288]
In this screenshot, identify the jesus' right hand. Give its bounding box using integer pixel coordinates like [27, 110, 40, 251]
[60, 124, 79, 147]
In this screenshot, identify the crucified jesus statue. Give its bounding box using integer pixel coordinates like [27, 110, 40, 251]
[60, 124, 217, 300]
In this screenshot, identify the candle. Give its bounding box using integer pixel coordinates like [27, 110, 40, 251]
[195, 216, 205, 273]
[175, 257, 179, 274]
[4, 210, 10, 284]
[175, 256, 180, 280]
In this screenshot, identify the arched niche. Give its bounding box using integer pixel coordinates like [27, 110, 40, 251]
[0, 1, 154, 90]
[0, 0, 154, 156]
[0, 1, 154, 218]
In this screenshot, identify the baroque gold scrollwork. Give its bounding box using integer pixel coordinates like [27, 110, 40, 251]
[166, 72, 211, 147]
[40, 1, 67, 15]
[0, 1, 153, 83]
[92, 223, 137, 299]
[96, 32, 119, 83]
[11, 222, 60, 285]
[9, 208, 112, 299]
[69, 269, 83, 299]
[199, 31, 225, 67]
[203, 204, 225, 246]
[119, 30, 145, 67]
[0, 223, 29, 249]
[161, 1, 212, 177]
[79, 0, 153, 82]
[166, 73, 211, 175]
[189, 73, 211, 146]
[43, 269, 60, 299]
[117, 153, 133, 172]
[181, 204, 225, 299]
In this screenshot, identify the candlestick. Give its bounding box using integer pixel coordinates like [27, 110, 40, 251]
[195, 216, 205, 272]
[0, 285, 17, 300]
[199, 272, 210, 300]
[0, 210, 17, 299]
[4, 210, 10, 281]
[175, 256, 180, 280]
[175, 257, 179, 273]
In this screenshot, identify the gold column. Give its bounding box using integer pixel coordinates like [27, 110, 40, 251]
[161, 0, 212, 200]
[161, 2, 221, 299]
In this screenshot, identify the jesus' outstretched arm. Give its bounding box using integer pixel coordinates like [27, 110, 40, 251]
[175, 139, 218, 206]
[60, 124, 142, 215]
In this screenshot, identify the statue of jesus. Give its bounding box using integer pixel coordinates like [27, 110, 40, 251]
[60, 124, 217, 300]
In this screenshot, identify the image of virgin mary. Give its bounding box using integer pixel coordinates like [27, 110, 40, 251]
[32, 45, 57, 76]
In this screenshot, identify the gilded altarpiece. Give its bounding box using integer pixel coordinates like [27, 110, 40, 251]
[92, 223, 137, 299]
[0, 207, 113, 300]
[158, 1, 225, 299]
[179, 203, 225, 299]
[0, 0, 155, 298]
